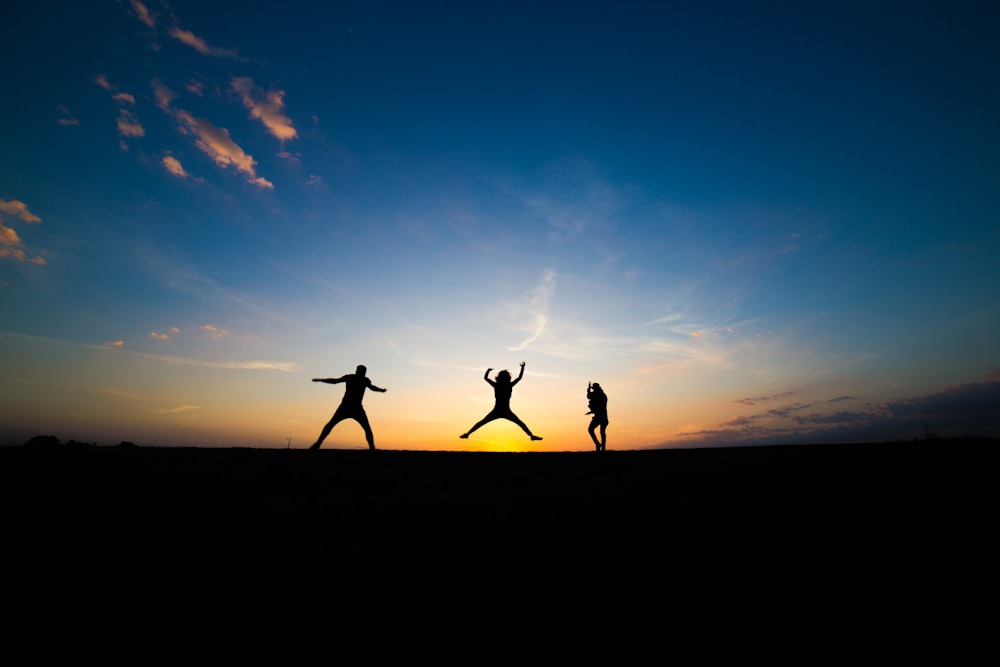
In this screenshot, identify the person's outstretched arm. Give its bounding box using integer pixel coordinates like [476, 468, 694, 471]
[312, 376, 346, 384]
[368, 380, 387, 393]
[483, 367, 495, 386]
[512, 361, 525, 385]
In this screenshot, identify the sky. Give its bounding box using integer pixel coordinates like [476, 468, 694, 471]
[1, 0, 999, 450]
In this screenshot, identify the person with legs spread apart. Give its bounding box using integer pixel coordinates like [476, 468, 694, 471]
[310, 364, 387, 450]
[461, 361, 542, 441]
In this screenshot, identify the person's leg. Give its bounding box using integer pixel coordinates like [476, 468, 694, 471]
[461, 410, 499, 438]
[599, 421, 608, 451]
[355, 412, 376, 450]
[507, 412, 542, 440]
[311, 412, 346, 449]
[588, 418, 601, 450]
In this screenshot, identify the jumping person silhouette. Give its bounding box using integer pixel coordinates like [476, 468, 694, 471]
[310, 364, 387, 450]
[586, 382, 609, 451]
[460, 361, 542, 441]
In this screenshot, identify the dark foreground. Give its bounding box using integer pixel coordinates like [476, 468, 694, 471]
[2, 440, 997, 665]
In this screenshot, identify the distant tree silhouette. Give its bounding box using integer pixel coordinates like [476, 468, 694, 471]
[310, 364, 387, 450]
[586, 382, 609, 452]
[24, 435, 60, 448]
[460, 362, 542, 441]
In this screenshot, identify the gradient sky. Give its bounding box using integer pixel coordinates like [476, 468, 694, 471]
[2, 1, 998, 450]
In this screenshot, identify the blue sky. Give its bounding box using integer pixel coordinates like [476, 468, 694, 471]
[1, 0, 998, 449]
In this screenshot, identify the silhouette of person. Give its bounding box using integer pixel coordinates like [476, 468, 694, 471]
[310, 364, 387, 450]
[586, 382, 609, 452]
[460, 362, 542, 441]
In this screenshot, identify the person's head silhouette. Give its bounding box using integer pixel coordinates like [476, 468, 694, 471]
[496, 369, 511, 384]
[356, 364, 367, 376]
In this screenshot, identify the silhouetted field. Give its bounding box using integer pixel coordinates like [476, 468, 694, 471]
[2, 440, 996, 665]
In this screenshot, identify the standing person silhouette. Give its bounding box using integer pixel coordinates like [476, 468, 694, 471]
[460, 362, 542, 441]
[310, 364, 387, 450]
[586, 382, 609, 452]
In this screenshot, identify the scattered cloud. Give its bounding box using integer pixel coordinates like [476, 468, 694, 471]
[202, 324, 231, 339]
[0, 200, 44, 265]
[185, 78, 205, 96]
[56, 105, 79, 126]
[150, 331, 170, 340]
[0, 225, 46, 264]
[230, 76, 298, 141]
[117, 109, 145, 138]
[162, 154, 191, 179]
[168, 27, 243, 60]
[105, 340, 125, 348]
[0, 200, 42, 224]
[152, 79, 177, 111]
[96, 76, 145, 144]
[172, 109, 274, 189]
[129, 0, 156, 28]
[733, 391, 796, 406]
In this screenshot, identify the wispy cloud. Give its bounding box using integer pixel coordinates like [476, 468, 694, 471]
[230, 76, 297, 141]
[129, 0, 156, 28]
[152, 354, 297, 372]
[733, 391, 797, 406]
[185, 78, 205, 96]
[157, 405, 201, 414]
[168, 27, 243, 60]
[56, 104, 79, 126]
[507, 269, 556, 352]
[201, 324, 231, 339]
[103, 345, 297, 372]
[152, 79, 177, 111]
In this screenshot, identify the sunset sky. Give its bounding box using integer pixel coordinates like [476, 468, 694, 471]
[2, 1, 998, 450]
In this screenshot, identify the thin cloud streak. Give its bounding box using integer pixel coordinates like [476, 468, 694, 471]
[168, 27, 243, 60]
[507, 269, 556, 352]
[114, 349, 298, 372]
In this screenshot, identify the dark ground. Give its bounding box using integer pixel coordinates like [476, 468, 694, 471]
[1, 440, 997, 665]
